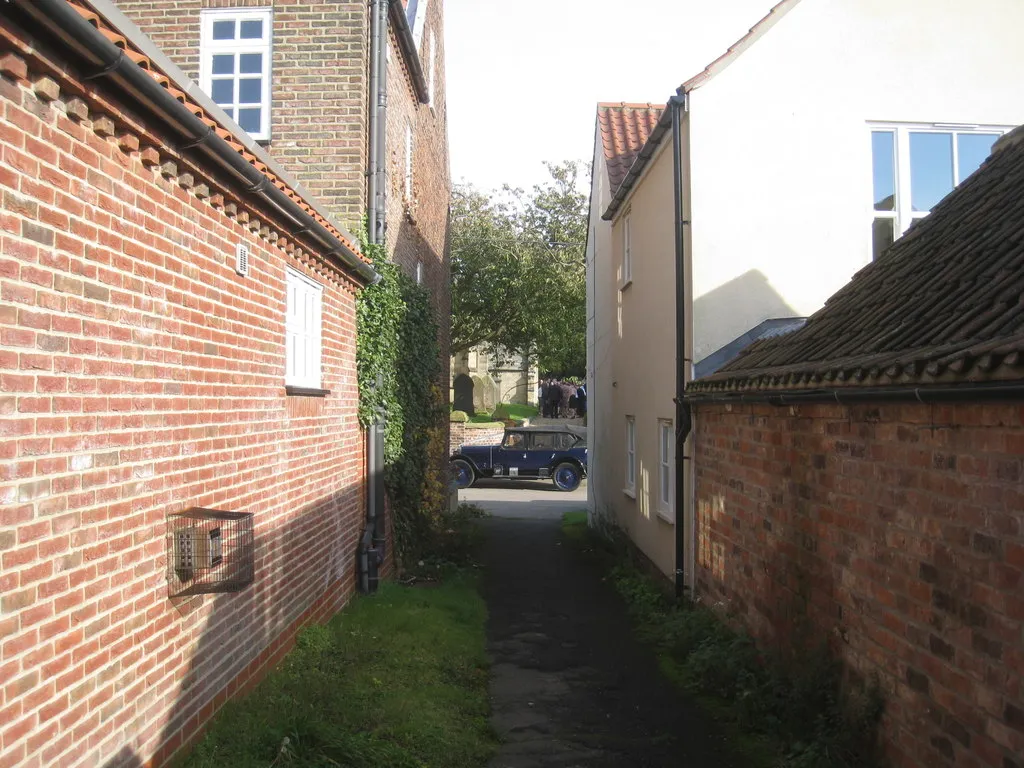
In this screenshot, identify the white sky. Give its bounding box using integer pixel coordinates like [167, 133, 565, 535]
[445, 0, 777, 193]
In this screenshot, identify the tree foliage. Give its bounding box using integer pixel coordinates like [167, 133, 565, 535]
[451, 161, 588, 376]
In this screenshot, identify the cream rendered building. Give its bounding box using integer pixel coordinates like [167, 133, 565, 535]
[587, 0, 1024, 584]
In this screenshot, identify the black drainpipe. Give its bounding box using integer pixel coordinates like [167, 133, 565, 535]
[671, 90, 692, 600]
[359, 0, 390, 594]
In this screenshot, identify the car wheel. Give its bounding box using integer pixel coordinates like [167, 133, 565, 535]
[452, 459, 475, 489]
[552, 462, 581, 492]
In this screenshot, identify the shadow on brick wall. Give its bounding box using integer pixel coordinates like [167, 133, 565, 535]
[100, 482, 363, 768]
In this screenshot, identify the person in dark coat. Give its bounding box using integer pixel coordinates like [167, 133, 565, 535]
[546, 380, 563, 418]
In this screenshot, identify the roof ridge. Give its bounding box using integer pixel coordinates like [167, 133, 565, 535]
[680, 0, 803, 92]
[597, 102, 663, 110]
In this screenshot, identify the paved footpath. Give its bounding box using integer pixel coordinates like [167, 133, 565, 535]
[465, 481, 745, 768]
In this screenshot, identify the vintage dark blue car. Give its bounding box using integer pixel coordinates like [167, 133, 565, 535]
[451, 425, 588, 492]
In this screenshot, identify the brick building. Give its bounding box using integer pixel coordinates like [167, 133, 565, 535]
[113, 0, 452, 380]
[686, 127, 1024, 767]
[0, 0, 382, 765]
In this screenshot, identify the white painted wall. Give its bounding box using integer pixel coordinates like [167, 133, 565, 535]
[688, 0, 1024, 362]
[586, 143, 614, 526]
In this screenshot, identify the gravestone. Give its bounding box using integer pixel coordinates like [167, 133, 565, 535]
[453, 373, 475, 416]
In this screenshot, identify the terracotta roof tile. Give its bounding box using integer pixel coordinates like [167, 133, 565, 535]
[689, 126, 1024, 396]
[597, 103, 664, 194]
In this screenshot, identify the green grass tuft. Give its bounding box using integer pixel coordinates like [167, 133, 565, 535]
[177, 571, 496, 768]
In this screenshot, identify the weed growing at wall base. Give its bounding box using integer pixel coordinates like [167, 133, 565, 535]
[561, 514, 884, 768]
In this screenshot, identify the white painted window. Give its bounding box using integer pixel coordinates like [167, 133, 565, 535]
[425, 29, 436, 105]
[200, 9, 272, 141]
[625, 417, 636, 495]
[621, 214, 632, 286]
[415, 260, 424, 284]
[285, 268, 323, 388]
[404, 123, 414, 200]
[408, 0, 429, 48]
[870, 123, 1009, 260]
[658, 420, 673, 520]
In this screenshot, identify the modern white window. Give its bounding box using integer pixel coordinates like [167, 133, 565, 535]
[200, 9, 272, 141]
[870, 123, 1008, 260]
[285, 268, 323, 389]
[625, 416, 636, 496]
[658, 420, 674, 520]
[621, 213, 632, 287]
[404, 123, 414, 200]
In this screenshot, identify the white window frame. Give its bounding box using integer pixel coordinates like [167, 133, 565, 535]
[425, 28, 436, 106]
[285, 268, 323, 389]
[404, 123, 414, 201]
[409, 0, 429, 48]
[624, 416, 636, 497]
[621, 213, 632, 288]
[199, 8, 273, 141]
[657, 420, 674, 521]
[415, 260, 424, 285]
[869, 122, 1009, 255]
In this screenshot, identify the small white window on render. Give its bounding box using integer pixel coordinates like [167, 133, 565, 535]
[625, 416, 636, 496]
[285, 268, 323, 389]
[870, 123, 1009, 260]
[415, 260, 424, 284]
[200, 8, 273, 141]
[658, 420, 673, 520]
[622, 213, 632, 286]
[404, 123, 414, 200]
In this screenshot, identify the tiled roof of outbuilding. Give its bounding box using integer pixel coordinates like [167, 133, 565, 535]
[597, 103, 664, 194]
[689, 126, 1024, 396]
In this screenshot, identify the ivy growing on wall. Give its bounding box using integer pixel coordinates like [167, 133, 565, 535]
[356, 239, 446, 560]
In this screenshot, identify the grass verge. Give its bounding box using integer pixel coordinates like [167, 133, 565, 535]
[560, 513, 883, 768]
[179, 519, 495, 768]
[468, 403, 539, 423]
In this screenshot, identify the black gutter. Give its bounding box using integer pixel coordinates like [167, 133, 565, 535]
[18, 0, 378, 286]
[388, 0, 429, 104]
[685, 381, 1024, 406]
[601, 105, 673, 222]
[670, 91, 691, 600]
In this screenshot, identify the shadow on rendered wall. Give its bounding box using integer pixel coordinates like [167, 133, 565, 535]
[100, 481, 364, 768]
[691, 269, 798, 360]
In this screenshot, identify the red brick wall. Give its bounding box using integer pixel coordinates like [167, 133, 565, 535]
[115, 0, 370, 226]
[385, 1, 452, 423]
[0, 25, 367, 768]
[693, 401, 1024, 768]
[450, 422, 505, 449]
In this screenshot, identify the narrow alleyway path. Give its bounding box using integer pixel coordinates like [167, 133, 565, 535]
[466, 481, 745, 768]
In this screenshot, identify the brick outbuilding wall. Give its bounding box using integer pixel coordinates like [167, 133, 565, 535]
[693, 401, 1024, 768]
[0, 22, 368, 768]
